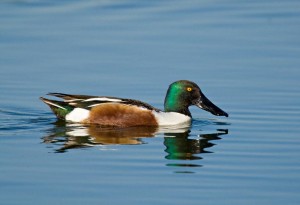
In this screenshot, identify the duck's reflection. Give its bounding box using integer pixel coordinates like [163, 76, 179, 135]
[43, 122, 228, 170]
[43, 121, 158, 152]
[164, 129, 228, 170]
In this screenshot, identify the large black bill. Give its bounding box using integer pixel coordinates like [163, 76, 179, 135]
[194, 93, 228, 117]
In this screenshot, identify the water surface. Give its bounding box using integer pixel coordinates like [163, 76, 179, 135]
[1, 1, 300, 205]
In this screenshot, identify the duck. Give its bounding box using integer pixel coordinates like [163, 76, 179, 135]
[40, 80, 228, 127]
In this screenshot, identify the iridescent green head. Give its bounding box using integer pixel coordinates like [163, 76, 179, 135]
[164, 80, 228, 117]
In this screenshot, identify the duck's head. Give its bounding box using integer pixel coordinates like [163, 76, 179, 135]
[164, 80, 228, 117]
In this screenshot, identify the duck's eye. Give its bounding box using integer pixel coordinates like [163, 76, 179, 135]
[186, 87, 192, 92]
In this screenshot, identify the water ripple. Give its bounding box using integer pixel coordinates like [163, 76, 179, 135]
[0, 108, 53, 135]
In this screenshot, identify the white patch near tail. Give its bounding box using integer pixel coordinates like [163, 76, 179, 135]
[152, 111, 191, 126]
[66, 108, 90, 123]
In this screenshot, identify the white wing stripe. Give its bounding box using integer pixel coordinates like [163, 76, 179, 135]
[87, 103, 102, 108]
[84, 98, 123, 102]
[46, 101, 67, 110]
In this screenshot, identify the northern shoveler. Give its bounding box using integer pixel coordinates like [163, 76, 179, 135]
[40, 80, 228, 127]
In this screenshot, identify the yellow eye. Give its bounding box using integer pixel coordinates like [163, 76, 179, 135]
[187, 87, 192, 92]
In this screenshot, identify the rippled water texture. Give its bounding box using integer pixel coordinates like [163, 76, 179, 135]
[1, 1, 300, 205]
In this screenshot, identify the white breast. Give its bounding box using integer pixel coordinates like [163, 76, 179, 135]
[152, 111, 191, 126]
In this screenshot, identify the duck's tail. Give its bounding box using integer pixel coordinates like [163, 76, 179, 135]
[40, 97, 74, 120]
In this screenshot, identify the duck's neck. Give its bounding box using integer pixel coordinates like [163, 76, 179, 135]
[164, 91, 191, 117]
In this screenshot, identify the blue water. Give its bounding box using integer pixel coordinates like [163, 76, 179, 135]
[1, 0, 300, 204]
